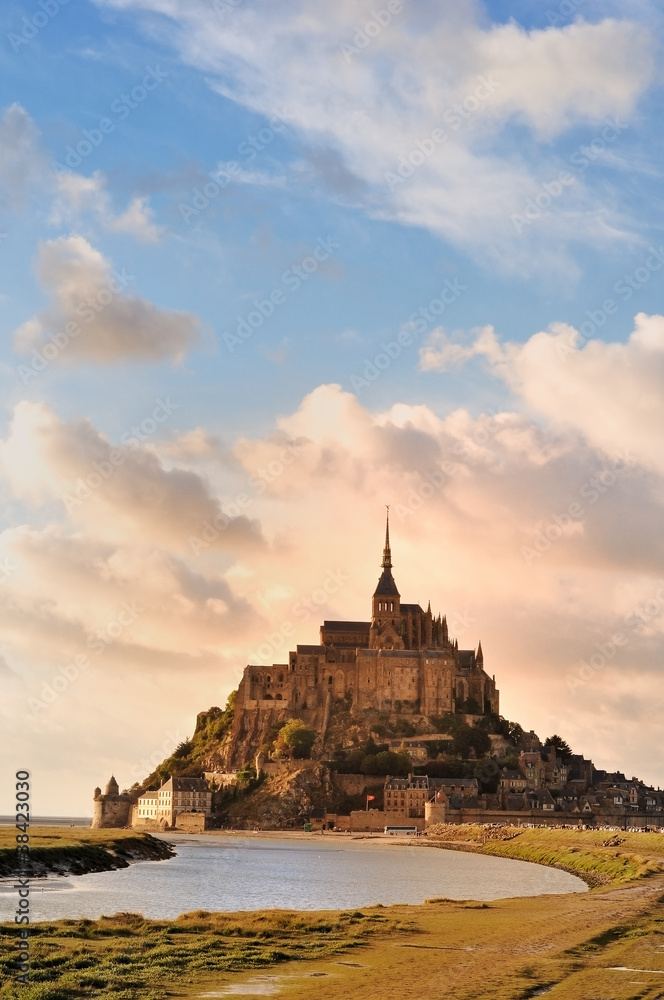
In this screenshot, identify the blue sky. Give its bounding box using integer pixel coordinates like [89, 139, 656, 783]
[2, 0, 664, 811]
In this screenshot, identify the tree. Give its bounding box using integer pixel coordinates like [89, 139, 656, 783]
[508, 722, 524, 744]
[544, 734, 573, 760]
[448, 722, 491, 759]
[172, 739, 193, 759]
[361, 751, 410, 776]
[275, 719, 317, 759]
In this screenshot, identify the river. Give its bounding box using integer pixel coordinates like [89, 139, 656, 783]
[0, 834, 586, 921]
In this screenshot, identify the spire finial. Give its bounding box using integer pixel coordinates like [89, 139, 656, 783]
[382, 506, 392, 568]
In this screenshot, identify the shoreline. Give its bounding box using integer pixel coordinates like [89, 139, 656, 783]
[0, 829, 174, 881]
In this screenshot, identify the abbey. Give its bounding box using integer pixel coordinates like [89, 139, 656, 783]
[231, 516, 499, 756]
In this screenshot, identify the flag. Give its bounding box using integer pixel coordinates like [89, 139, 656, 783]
[366, 794, 375, 801]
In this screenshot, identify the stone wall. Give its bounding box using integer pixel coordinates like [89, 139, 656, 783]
[349, 808, 424, 832]
[332, 773, 378, 796]
[91, 795, 133, 829]
[174, 812, 210, 832]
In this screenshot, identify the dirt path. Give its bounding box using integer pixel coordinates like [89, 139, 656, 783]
[181, 875, 664, 1000]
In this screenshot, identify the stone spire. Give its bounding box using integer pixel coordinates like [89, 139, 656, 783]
[382, 506, 392, 568]
[373, 508, 400, 599]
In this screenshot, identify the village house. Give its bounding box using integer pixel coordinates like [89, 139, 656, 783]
[384, 774, 429, 818]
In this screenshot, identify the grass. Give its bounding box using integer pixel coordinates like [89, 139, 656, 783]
[0, 908, 414, 1000]
[427, 824, 664, 886]
[0, 827, 173, 878]
[4, 826, 664, 998]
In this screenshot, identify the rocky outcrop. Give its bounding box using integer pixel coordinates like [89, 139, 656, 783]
[0, 834, 174, 879]
[226, 762, 335, 829]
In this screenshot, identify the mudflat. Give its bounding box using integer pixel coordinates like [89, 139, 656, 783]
[2, 825, 664, 999]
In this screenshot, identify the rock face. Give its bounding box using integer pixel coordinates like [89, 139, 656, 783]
[226, 762, 335, 829]
[220, 703, 295, 770]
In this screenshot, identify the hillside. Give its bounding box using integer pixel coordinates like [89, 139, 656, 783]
[127, 685, 546, 828]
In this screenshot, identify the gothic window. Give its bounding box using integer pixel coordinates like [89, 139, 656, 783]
[278, 673, 284, 683]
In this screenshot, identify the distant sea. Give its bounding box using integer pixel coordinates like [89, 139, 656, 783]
[0, 816, 91, 826]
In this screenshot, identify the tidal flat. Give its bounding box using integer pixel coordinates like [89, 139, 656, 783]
[2, 826, 664, 999]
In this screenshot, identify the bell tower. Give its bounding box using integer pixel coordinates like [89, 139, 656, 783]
[371, 508, 401, 624]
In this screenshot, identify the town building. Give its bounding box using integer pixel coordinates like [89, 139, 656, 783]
[133, 777, 212, 830]
[384, 774, 429, 818]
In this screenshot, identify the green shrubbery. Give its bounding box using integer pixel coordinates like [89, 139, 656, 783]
[139, 694, 237, 791]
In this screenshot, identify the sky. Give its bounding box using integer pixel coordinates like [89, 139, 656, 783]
[1, 0, 664, 814]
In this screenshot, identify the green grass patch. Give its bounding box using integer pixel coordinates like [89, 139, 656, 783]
[0, 828, 173, 879]
[427, 825, 664, 886]
[0, 908, 411, 1000]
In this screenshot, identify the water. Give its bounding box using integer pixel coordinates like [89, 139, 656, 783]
[0, 817, 91, 827]
[0, 834, 586, 921]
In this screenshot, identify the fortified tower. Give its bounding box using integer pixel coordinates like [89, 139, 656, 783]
[91, 775, 134, 828]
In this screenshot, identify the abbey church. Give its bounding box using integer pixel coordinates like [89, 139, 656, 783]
[229, 516, 499, 760]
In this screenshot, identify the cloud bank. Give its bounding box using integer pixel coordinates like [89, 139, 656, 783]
[13, 236, 201, 364]
[2, 311, 664, 807]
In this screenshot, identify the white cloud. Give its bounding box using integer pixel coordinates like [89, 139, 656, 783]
[0, 103, 45, 210]
[51, 170, 164, 242]
[106, 194, 163, 242]
[419, 324, 501, 372]
[93, 0, 655, 271]
[0, 401, 264, 553]
[441, 312, 664, 476]
[2, 372, 664, 806]
[13, 235, 201, 363]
